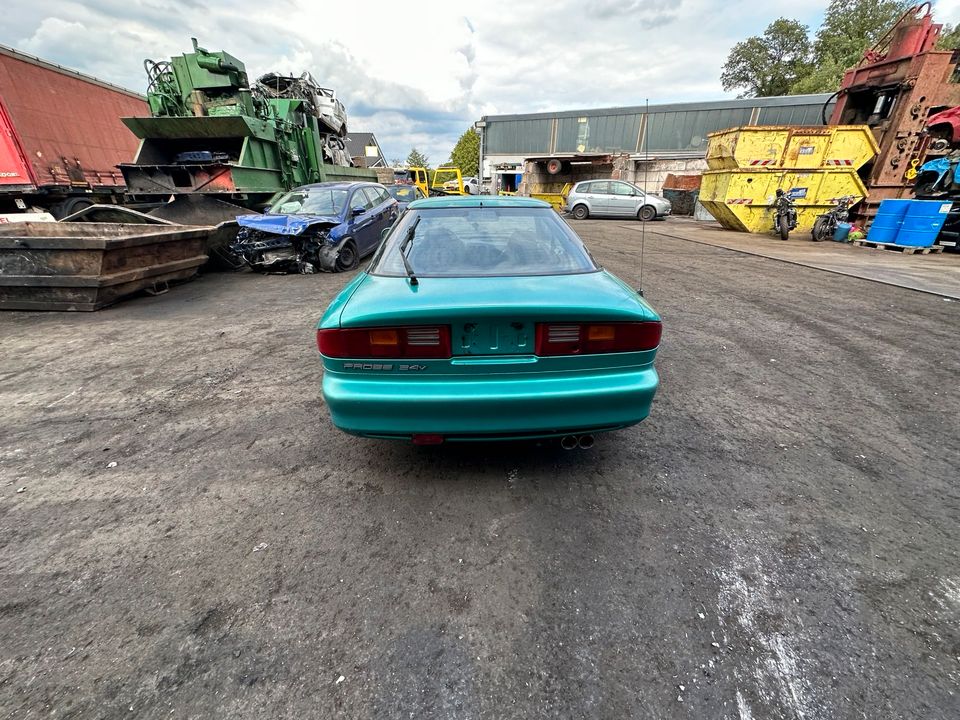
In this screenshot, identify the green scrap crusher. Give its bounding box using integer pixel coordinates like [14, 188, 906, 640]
[120, 39, 374, 214]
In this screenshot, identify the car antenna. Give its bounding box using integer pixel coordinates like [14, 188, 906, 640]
[638, 98, 648, 297]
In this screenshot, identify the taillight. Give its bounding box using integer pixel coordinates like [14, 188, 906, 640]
[535, 321, 661, 356]
[317, 326, 451, 358]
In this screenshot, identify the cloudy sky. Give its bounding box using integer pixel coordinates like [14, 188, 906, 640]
[5, 1, 960, 163]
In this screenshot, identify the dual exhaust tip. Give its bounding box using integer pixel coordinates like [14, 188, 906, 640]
[560, 434, 594, 450]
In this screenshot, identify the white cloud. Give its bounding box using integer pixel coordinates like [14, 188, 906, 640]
[935, 0, 960, 25]
[4, 0, 842, 163]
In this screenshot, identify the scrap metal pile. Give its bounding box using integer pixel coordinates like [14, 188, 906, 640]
[255, 72, 351, 166]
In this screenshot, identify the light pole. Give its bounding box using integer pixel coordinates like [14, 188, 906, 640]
[474, 120, 486, 194]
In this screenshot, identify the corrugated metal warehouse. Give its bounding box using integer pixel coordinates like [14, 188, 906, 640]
[477, 94, 834, 196]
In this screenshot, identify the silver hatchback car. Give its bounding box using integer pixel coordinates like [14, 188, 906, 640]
[564, 179, 672, 221]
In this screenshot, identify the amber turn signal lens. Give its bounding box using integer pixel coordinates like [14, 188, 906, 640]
[369, 329, 400, 346]
[587, 325, 615, 341]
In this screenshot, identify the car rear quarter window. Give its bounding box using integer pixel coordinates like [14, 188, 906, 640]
[370, 207, 598, 278]
[577, 182, 593, 193]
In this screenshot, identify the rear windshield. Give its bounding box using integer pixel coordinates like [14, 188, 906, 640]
[387, 185, 419, 202]
[369, 207, 598, 278]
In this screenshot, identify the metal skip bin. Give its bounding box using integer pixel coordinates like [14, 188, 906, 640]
[699, 168, 869, 233]
[700, 124, 878, 234]
[0, 222, 209, 311]
[705, 125, 879, 171]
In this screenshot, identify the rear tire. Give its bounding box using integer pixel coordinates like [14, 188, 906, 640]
[638, 205, 656, 222]
[334, 240, 359, 272]
[777, 213, 790, 241]
[812, 216, 831, 242]
[52, 197, 94, 220]
[545, 158, 564, 175]
[571, 204, 589, 220]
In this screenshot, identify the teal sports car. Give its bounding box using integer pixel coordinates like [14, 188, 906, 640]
[316, 196, 661, 445]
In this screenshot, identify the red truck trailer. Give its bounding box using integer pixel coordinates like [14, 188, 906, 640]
[0, 44, 148, 219]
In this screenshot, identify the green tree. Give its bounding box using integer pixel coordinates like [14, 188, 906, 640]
[721, 18, 813, 97]
[792, 0, 910, 93]
[448, 128, 480, 177]
[405, 148, 430, 169]
[790, 58, 848, 95]
[937, 23, 960, 50]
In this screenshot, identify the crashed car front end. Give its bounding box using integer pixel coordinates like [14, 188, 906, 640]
[232, 215, 343, 274]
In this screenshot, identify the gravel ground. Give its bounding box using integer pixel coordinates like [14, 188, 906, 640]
[1, 219, 958, 719]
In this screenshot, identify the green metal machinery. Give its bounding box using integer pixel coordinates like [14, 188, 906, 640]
[119, 39, 374, 211]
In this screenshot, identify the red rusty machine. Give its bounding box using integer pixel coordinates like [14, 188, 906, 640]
[829, 3, 960, 219]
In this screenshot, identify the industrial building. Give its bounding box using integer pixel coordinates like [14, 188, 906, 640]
[476, 94, 834, 195]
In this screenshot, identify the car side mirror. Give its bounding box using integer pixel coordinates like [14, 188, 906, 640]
[352, 207, 364, 216]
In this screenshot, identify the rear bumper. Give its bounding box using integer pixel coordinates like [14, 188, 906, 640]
[322, 365, 659, 440]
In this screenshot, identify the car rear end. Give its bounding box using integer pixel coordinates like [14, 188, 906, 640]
[318, 311, 660, 441]
[316, 198, 662, 442]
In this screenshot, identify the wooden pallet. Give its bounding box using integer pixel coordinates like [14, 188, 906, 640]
[852, 239, 944, 255]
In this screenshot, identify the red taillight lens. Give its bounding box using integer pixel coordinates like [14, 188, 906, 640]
[317, 326, 451, 358]
[535, 321, 661, 356]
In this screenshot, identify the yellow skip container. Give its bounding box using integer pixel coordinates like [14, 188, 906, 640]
[706, 125, 879, 172]
[699, 168, 869, 233]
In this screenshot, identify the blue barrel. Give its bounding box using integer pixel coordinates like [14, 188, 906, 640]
[895, 200, 951, 247]
[867, 199, 911, 244]
[833, 222, 852, 242]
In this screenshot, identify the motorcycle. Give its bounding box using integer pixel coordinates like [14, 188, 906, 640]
[812, 196, 855, 242]
[773, 192, 798, 241]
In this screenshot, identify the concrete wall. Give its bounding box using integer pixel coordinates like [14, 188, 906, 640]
[621, 158, 708, 194]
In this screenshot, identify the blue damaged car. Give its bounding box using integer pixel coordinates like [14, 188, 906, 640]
[233, 181, 399, 273]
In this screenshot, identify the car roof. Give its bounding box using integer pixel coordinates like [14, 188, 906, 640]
[295, 181, 379, 191]
[574, 179, 637, 186]
[407, 196, 551, 210]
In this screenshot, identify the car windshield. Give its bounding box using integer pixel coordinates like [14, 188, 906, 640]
[268, 187, 348, 216]
[387, 185, 419, 202]
[370, 207, 598, 278]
